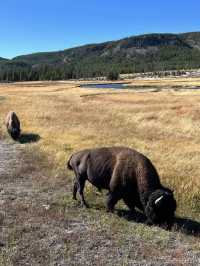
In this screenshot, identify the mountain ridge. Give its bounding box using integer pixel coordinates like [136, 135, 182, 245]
[10, 32, 200, 60]
[0, 57, 8, 61]
[1, 31, 200, 81]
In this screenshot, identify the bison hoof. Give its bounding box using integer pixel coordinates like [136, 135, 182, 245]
[145, 219, 153, 226]
[106, 208, 114, 213]
[80, 202, 89, 208]
[160, 222, 173, 231]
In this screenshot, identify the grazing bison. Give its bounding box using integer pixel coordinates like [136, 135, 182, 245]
[5, 111, 21, 140]
[67, 146, 176, 228]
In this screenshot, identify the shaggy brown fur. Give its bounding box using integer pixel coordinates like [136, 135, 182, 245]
[5, 111, 21, 140]
[67, 146, 176, 227]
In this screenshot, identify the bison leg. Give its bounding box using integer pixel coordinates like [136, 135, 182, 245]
[106, 192, 121, 212]
[79, 178, 89, 208]
[123, 196, 136, 212]
[72, 179, 79, 200]
[71, 164, 88, 207]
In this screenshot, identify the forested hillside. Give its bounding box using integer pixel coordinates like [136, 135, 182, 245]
[1, 32, 200, 81]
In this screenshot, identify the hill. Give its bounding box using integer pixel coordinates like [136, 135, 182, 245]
[1, 32, 200, 81]
[0, 57, 8, 61]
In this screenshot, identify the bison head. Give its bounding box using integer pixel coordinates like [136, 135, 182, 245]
[145, 189, 176, 229]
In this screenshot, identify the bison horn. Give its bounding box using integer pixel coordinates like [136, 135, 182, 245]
[155, 195, 164, 205]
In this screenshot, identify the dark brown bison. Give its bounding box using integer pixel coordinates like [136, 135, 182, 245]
[5, 111, 21, 140]
[67, 146, 176, 228]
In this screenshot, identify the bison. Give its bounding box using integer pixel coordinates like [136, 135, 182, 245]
[5, 111, 21, 140]
[67, 146, 176, 228]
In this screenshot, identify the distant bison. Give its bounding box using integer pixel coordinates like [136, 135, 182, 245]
[67, 146, 176, 227]
[5, 111, 21, 140]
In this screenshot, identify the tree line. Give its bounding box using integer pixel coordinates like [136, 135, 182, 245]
[0, 44, 200, 82]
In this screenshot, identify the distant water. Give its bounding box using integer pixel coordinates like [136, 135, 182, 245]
[80, 83, 127, 89]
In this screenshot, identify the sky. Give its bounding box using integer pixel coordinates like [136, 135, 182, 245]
[0, 0, 200, 59]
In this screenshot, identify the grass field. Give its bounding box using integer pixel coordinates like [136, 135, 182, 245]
[0, 78, 199, 265]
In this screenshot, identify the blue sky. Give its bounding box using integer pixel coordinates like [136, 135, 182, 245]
[0, 0, 199, 58]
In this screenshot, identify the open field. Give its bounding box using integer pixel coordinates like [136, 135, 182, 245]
[0, 78, 200, 265]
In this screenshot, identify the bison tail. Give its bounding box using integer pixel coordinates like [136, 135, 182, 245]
[67, 156, 73, 170]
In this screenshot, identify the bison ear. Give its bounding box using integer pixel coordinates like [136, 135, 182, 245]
[154, 195, 164, 205]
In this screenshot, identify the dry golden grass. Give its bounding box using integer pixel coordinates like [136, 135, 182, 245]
[0, 79, 200, 219]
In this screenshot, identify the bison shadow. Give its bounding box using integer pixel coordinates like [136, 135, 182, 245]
[19, 133, 41, 144]
[116, 209, 200, 237]
[173, 216, 200, 237]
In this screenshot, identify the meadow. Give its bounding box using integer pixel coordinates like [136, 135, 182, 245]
[0, 78, 199, 265]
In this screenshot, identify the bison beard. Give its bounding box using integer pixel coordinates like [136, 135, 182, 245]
[67, 147, 176, 228]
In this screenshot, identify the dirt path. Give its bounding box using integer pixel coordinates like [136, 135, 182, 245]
[0, 141, 70, 265]
[0, 141, 21, 178]
[0, 141, 199, 266]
